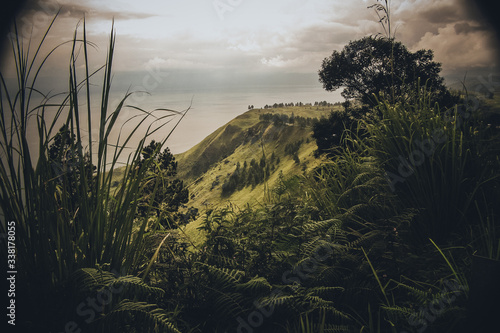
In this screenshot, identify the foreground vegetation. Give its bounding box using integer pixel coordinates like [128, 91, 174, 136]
[0, 18, 187, 332]
[168, 88, 499, 332]
[1, 10, 500, 333]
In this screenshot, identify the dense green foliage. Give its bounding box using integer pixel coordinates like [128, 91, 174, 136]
[126, 83, 499, 332]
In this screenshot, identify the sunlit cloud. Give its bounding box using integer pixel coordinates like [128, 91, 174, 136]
[227, 36, 262, 53]
[144, 56, 216, 70]
[260, 55, 287, 68]
[414, 21, 498, 71]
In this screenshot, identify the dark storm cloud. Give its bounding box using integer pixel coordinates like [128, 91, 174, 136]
[57, 3, 155, 20]
[373, 0, 499, 72]
[20, 0, 155, 21]
[454, 22, 488, 35]
[408, 0, 491, 29]
[456, 0, 491, 23]
[418, 3, 460, 24]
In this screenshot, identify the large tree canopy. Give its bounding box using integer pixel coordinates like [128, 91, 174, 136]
[318, 36, 455, 108]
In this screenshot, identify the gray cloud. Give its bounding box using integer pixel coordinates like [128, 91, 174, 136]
[418, 3, 461, 24]
[454, 22, 487, 35]
[58, 3, 155, 21]
[292, 23, 361, 52]
[19, 0, 155, 22]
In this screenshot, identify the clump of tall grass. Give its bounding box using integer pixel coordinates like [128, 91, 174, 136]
[299, 84, 497, 331]
[0, 17, 186, 330]
[359, 86, 499, 243]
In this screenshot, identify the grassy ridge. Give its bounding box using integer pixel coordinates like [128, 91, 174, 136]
[176, 105, 338, 210]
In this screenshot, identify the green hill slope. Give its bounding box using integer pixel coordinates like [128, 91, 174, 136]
[175, 105, 340, 211]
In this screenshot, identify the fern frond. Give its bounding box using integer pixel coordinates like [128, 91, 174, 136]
[197, 262, 245, 286]
[99, 299, 181, 333]
[208, 289, 246, 318]
[70, 267, 118, 294]
[394, 281, 431, 303]
[260, 293, 298, 309]
[314, 266, 343, 285]
[303, 295, 335, 308]
[111, 275, 165, 301]
[303, 218, 342, 233]
[380, 304, 415, 317]
[342, 230, 380, 249]
[307, 286, 345, 298]
[237, 276, 273, 294]
[205, 253, 238, 267]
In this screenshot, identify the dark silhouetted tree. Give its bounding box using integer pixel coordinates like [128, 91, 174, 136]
[312, 106, 367, 157]
[137, 140, 189, 228]
[48, 125, 95, 213]
[318, 36, 456, 108]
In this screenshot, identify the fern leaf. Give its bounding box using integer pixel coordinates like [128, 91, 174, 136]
[99, 299, 181, 333]
[237, 276, 272, 294]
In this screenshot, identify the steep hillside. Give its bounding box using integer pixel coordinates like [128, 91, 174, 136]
[175, 105, 340, 211]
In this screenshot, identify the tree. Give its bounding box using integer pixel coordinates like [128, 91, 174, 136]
[312, 105, 368, 157]
[48, 125, 95, 212]
[318, 36, 456, 108]
[137, 140, 189, 228]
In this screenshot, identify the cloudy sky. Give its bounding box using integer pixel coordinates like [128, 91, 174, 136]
[1, 0, 499, 153]
[4, 0, 499, 79]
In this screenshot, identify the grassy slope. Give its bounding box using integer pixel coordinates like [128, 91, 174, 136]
[175, 105, 341, 243]
[176, 106, 333, 180]
[176, 105, 337, 206]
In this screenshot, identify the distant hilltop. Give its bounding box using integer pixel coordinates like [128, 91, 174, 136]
[175, 103, 341, 210]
